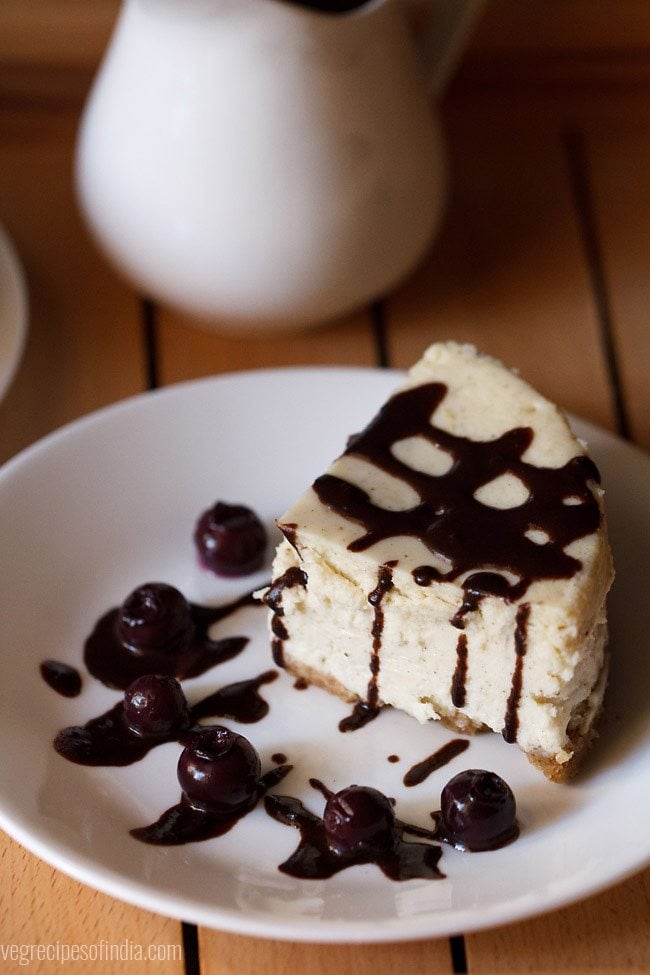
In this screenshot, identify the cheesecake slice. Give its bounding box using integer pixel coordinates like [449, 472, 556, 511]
[265, 343, 614, 781]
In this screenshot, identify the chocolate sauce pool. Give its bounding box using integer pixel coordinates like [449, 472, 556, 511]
[84, 589, 260, 690]
[40, 660, 82, 698]
[132, 764, 292, 846]
[54, 670, 278, 766]
[264, 779, 444, 881]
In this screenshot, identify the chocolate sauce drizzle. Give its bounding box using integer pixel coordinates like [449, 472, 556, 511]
[313, 382, 602, 740]
[84, 590, 260, 690]
[263, 567, 308, 668]
[403, 739, 470, 787]
[338, 561, 395, 733]
[281, 523, 300, 554]
[368, 561, 396, 708]
[503, 604, 531, 743]
[131, 764, 293, 845]
[313, 383, 601, 597]
[54, 670, 278, 766]
[264, 778, 444, 881]
[338, 701, 380, 733]
[40, 660, 82, 698]
[451, 634, 468, 708]
[451, 571, 514, 628]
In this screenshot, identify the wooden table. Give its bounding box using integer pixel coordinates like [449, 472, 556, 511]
[1, 82, 649, 974]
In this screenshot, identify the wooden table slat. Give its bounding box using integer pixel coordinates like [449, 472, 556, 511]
[199, 932, 453, 975]
[157, 308, 378, 383]
[583, 117, 650, 451]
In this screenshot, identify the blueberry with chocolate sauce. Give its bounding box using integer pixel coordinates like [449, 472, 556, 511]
[265, 780, 444, 880]
[54, 669, 277, 767]
[435, 769, 519, 852]
[123, 674, 190, 737]
[84, 581, 255, 690]
[131, 727, 292, 845]
[194, 501, 267, 577]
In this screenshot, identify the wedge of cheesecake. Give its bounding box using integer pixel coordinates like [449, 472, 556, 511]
[265, 343, 614, 781]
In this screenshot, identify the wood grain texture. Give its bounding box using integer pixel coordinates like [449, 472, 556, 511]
[466, 867, 650, 974]
[0, 834, 184, 975]
[0, 0, 118, 67]
[157, 310, 377, 383]
[385, 93, 616, 430]
[198, 930, 453, 975]
[583, 114, 650, 450]
[0, 106, 143, 465]
[4, 0, 650, 102]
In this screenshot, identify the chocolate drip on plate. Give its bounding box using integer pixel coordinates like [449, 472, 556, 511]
[40, 660, 82, 698]
[403, 739, 470, 787]
[189, 670, 278, 724]
[338, 701, 382, 733]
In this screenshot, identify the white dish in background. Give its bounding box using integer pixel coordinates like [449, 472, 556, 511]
[0, 368, 647, 943]
[0, 223, 28, 401]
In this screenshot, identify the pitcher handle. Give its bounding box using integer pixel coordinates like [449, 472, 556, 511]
[417, 0, 485, 98]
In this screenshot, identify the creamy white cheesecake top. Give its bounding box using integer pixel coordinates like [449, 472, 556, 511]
[278, 342, 611, 616]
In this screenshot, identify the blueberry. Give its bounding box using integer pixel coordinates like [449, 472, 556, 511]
[123, 674, 190, 737]
[177, 727, 261, 813]
[117, 583, 193, 653]
[440, 769, 518, 851]
[323, 785, 395, 857]
[194, 502, 267, 577]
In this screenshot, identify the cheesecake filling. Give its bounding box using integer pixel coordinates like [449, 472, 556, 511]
[266, 344, 614, 776]
[269, 538, 608, 764]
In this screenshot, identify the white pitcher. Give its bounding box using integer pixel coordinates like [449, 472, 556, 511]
[76, 0, 480, 330]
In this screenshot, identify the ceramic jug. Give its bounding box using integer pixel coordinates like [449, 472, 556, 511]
[76, 0, 480, 330]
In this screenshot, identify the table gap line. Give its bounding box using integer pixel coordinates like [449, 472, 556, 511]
[449, 933, 468, 973]
[562, 126, 631, 440]
[140, 297, 159, 391]
[371, 300, 390, 369]
[181, 921, 201, 975]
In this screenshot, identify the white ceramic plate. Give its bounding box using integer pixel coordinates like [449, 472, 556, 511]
[0, 223, 28, 401]
[0, 368, 648, 943]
